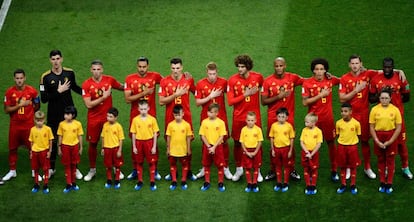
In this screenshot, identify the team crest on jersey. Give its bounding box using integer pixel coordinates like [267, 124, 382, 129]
[64, 77, 68, 82]
[97, 89, 103, 96]
[51, 80, 55, 84]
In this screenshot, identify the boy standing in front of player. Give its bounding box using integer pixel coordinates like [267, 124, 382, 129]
[199, 103, 227, 192]
[166, 105, 193, 191]
[29, 111, 54, 194]
[335, 103, 361, 194]
[101, 107, 125, 189]
[57, 106, 83, 193]
[269, 107, 295, 192]
[240, 112, 263, 193]
[130, 100, 160, 191]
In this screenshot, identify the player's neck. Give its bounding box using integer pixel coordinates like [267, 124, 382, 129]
[52, 66, 63, 75]
[208, 117, 217, 121]
[65, 119, 73, 123]
[343, 117, 351, 122]
[140, 114, 147, 119]
[16, 84, 25, 91]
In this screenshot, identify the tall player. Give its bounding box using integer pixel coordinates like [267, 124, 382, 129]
[194, 62, 233, 180]
[369, 57, 412, 180]
[2, 69, 40, 181]
[302, 58, 340, 182]
[227, 54, 264, 182]
[82, 60, 124, 181]
[159, 57, 197, 181]
[124, 56, 163, 180]
[39, 49, 83, 179]
[261, 57, 303, 181]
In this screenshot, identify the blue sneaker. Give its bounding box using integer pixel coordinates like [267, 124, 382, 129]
[218, 183, 225, 192]
[169, 182, 177, 191]
[72, 184, 80, 191]
[127, 169, 137, 180]
[150, 182, 157, 191]
[386, 186, 393, 194]
[31, 184, 40, 193]
[114, 183, 121, 190]
[245, 184, 252, 193]
[104, 183, 112, 189]
[181, 182, 188, 190]
[337, 185, 346, 194]
[252, 185, 259, 193]
[155, 170, 162, 181]
[201, 182, 210, 191]
[312, 188, 318, 195]
[281, 184, 289, 192]
[331, 171, 339, 182]
[350, 185, 358, 195]
[187, 171, 197, 181]
[274, 184, 282, 192]
[305, 188, 312, 195]
[165, 174, 172, 181]
[42, 187, 50, 194]
[378, 183, 386, 193]
[63, 185, 72, 193]
[134, 182, 143, 191]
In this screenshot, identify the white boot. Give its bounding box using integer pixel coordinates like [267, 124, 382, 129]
[224, 167, 233, 180]
[84, 168, 96, 181]
[232, 167, 244, 181]
[196, 167, 205, 179]
[257, 168, 263, 182]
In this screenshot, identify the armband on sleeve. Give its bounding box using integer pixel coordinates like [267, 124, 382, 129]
[33, 96, 40, 104]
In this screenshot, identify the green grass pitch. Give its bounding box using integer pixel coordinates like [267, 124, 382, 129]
[0, 0, 413, 221]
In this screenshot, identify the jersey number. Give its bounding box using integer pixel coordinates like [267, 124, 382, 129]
[18, 107, 24, 114]
[357, 92, 362, 98]
[175, 96, 182, 104]
[321, 97, 327, 103]
[245, 96, 250, 102]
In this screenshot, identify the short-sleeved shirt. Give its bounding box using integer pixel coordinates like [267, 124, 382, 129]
[195, 77, 228, 126]
[369, 103, 402, 131]
[370, 71, 410, 115]
[262, 72, 303, 127]
[302, 77, 340, 118]
[130, 114, 160, 140]
[101, 122, 125, 148]
[199, 118, 227, 145]
[166, 120, 193, 157]
[82, 75, 123, 123]
[300, 127, 323, 151]
[336, 118, 361, 145]
[29, 125, 54, 152]
[227, 71, 263, 123]
[269, 122, 295, 148]
[125, 72, 163, 120]
[57, 120, 84, 146]
[239, 125, 264, 148]
[159, 75, 195, 131]
[4, 85, 39, 127]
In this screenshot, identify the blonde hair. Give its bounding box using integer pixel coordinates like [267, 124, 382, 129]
[35, 110, 45, 120]
[305, 112, 318, 123]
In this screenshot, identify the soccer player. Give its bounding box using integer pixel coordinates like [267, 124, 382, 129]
[159, 57, 197, 181]
[101, 107, 125, 189]
[40, 49, 83, 179]
[269, 107, 295, 192]
[261, 57, 303, 181]
[369, 57, 412, 180]
[227, 54, 264, 182]
[300, 113, 323, 195]
[2, 69, 40, 182]
[57, 106, 83, 193]
[29, 111, 54, 194]
[240, 112, 264, 193]
[82, 60, 124, 182]
[302, 58, 340, 182]
[130, 100, 160, 191]
[194, 62, 232, 180]
[335, 103, 361, 195]
[166, 105, 193, 191]
[124, 56, 163, 180]
[369, 89, 402, 194]
[199, 103, 227, 192]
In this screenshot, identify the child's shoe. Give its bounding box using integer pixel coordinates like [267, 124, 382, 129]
[200, 182, 210, 191]
[105, 180, 112, 189]
[337, 184, 346, 194]
[72, 183, 80, 191]
[244, 183, 252, 193]
[281, 183, 289, 192]
[274, 183, 282, 192]
[218, 182, 225, 192]
[181, 181, 188, 190]
[350, 185, 358, 195]
[150, 182, 157, 191]
[134, 181, 143, 191]
[63, 184, 72, 193]
[42, 185, 50, 194]
[31, 184, 40, 193]
[114, 181, 121, 189]
[169, 181, 177, 191]
[252, 184, 259, 193]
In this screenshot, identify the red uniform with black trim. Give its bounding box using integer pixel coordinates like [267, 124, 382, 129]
[4, 84, 39, 170]
[159, 75, 195, 131]
[370, 71, 410, 168]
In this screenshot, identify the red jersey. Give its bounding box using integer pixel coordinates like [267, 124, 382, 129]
[261, 72, 303, 127]
[195, 77, 228, 127]
[4, 85, 38, 127]
[82, 75, 123, 122]
[370, 71, 410, 115]
[227, 71, 263, 125]
[302, 76, 340, 118]
[159, 75, 195, 130]
[339, 70, 377, 113]
[124, 71, 162, 121]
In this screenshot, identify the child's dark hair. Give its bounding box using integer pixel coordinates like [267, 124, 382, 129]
[138, 99, 149, 106]
[173, 104, 183, 114]
[276, 107, 289, 116]
[341, 103, 352, 109]
[208, 103, 220, 111]
[108, 107, 119, 117]
[64, 106, 77, 119]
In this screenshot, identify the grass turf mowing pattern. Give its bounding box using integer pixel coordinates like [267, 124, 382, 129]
[0, 0, 414, 221]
